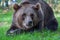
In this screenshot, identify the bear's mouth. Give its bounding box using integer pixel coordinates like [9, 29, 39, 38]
[22, 23, 34, 29]
[23, 26, 33, 30]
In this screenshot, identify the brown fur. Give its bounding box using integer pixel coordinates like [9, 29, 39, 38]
[7, 0, 58, 35]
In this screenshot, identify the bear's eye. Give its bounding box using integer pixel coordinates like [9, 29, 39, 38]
[30, 14, 34, 19]
[22, 13, 26, 20]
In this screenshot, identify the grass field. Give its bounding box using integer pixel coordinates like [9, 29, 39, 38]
[0, 9, 60, 40]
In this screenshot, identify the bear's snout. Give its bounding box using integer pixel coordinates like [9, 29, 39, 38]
[27, 21, 33, 26]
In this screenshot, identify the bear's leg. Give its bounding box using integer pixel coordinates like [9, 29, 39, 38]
[36, 21, 44, 32]
[46, 19, 58, 31]
[6, 24, 22, 35]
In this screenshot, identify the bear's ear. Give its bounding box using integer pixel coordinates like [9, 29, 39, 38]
[32, 3, 41, 10]
[13, 4, 21, 11]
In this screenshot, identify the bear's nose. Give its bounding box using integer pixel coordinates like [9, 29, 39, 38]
[27, 21, 33, 26]
[29, 21, 33, 24]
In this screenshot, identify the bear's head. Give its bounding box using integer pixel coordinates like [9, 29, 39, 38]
[13, 2, 41, 30]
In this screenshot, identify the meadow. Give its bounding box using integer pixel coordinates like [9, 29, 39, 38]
[0, 8, 60, 40]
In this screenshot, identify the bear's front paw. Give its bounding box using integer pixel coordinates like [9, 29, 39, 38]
[6, 29, 22, 36]
[6, 30, 16, 36]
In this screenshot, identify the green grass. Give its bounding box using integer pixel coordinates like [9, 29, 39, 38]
[0, 10, 60, 40]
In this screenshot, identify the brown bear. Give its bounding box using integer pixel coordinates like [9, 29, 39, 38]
[7, 0, 58, 35]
